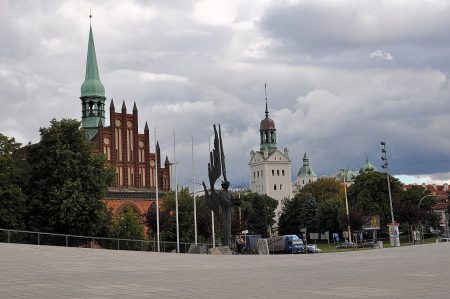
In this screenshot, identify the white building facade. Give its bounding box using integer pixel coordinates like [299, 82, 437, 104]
[249, 101, 292, 221]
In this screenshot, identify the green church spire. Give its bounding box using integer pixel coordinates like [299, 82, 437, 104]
[81, 25, 105, 98]
[80, 21, 106, 140]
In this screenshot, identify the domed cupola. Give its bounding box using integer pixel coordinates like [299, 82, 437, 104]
[259, 84, 277, 153]
[260, 110, 275, 131]
[361, 157, 377, 172]
[297, 152, 317, 177]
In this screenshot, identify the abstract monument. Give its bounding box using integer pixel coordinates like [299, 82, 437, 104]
[202, 124, 239, 247]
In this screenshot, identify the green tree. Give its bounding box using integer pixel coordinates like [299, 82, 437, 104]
[110, 205, 145, 240]
[146, 188, 214, 243]
[240, 192, 277, 237]
[397, 186, 438, 228]
[302, 178, 343, 202]
[25, 119, 114, 236]
[0, 134, 26, 229]
[278, 193, 317, 236]
[347, 171, 403, 227]
[316, 198, 345, 234]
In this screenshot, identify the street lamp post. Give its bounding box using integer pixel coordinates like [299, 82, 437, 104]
[380, 141, 400, 247]
[154, 128, 160, 252]
[173, 132, 180, 253]
[191, 135, 197, 245]
[341, 169, 352, 243]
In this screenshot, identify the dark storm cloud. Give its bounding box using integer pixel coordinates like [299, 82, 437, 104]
[260, 1, 450, 69]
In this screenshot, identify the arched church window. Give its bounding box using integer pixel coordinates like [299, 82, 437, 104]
[115, 120, 122, 161]
[138, 141, 145, 162]
[89, 101, 94, 116]
[97, 101, 102, 116]
[103, 138, 111, 160]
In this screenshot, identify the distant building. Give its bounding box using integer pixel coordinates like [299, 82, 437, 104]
[361, 158, 377, 172]
[249, 93, 292, 222]
[293, 152, 318, 192]
[330, 157, 378, 186]
[79, 23, 171, 219]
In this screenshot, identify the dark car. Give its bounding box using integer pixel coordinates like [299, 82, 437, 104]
[336, 242, 356, 249]
[436, 238, 450, 243]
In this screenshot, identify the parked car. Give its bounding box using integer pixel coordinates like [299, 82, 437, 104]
[436, 238, 450, 243]
[358, 240, 375, 248]
[305, 244, 322, 253]
[336, 242, 356, 249]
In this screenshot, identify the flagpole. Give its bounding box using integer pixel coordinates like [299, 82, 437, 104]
[192, 135, 198, 245]
[154, 128, 160, 252]
[174, 131, 180, 253]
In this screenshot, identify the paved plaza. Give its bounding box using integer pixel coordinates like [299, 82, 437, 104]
[0, 242, 449, 298]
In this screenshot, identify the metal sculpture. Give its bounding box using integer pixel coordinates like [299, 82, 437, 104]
[202, 124, 237, 247]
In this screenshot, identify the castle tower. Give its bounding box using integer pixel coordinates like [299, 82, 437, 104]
[80, 23, 106, 140]
[249, 85, 292, 225]
[294, 152, 318, 191]
[260, 96, 277, 153]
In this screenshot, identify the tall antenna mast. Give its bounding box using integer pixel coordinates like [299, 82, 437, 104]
[265, 83, 269, 118]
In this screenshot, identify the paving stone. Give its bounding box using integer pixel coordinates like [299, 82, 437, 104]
[0, 243, 449, 298]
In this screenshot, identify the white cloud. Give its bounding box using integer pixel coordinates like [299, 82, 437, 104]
[193, 1, 237, 26]
[370, 49, 394, 61]
[140, 72, 189, 83]
[396, 174, 450, 185]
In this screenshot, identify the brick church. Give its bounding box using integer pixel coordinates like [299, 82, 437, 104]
[80, 23, 171, 218]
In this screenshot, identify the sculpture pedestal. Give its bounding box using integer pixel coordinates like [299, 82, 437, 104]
[257, 239, 269, 255]
[209, 246, 232, 255]
[188, 244, 208, 254]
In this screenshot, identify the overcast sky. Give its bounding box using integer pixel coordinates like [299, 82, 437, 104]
[2, 0, 450, 189]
